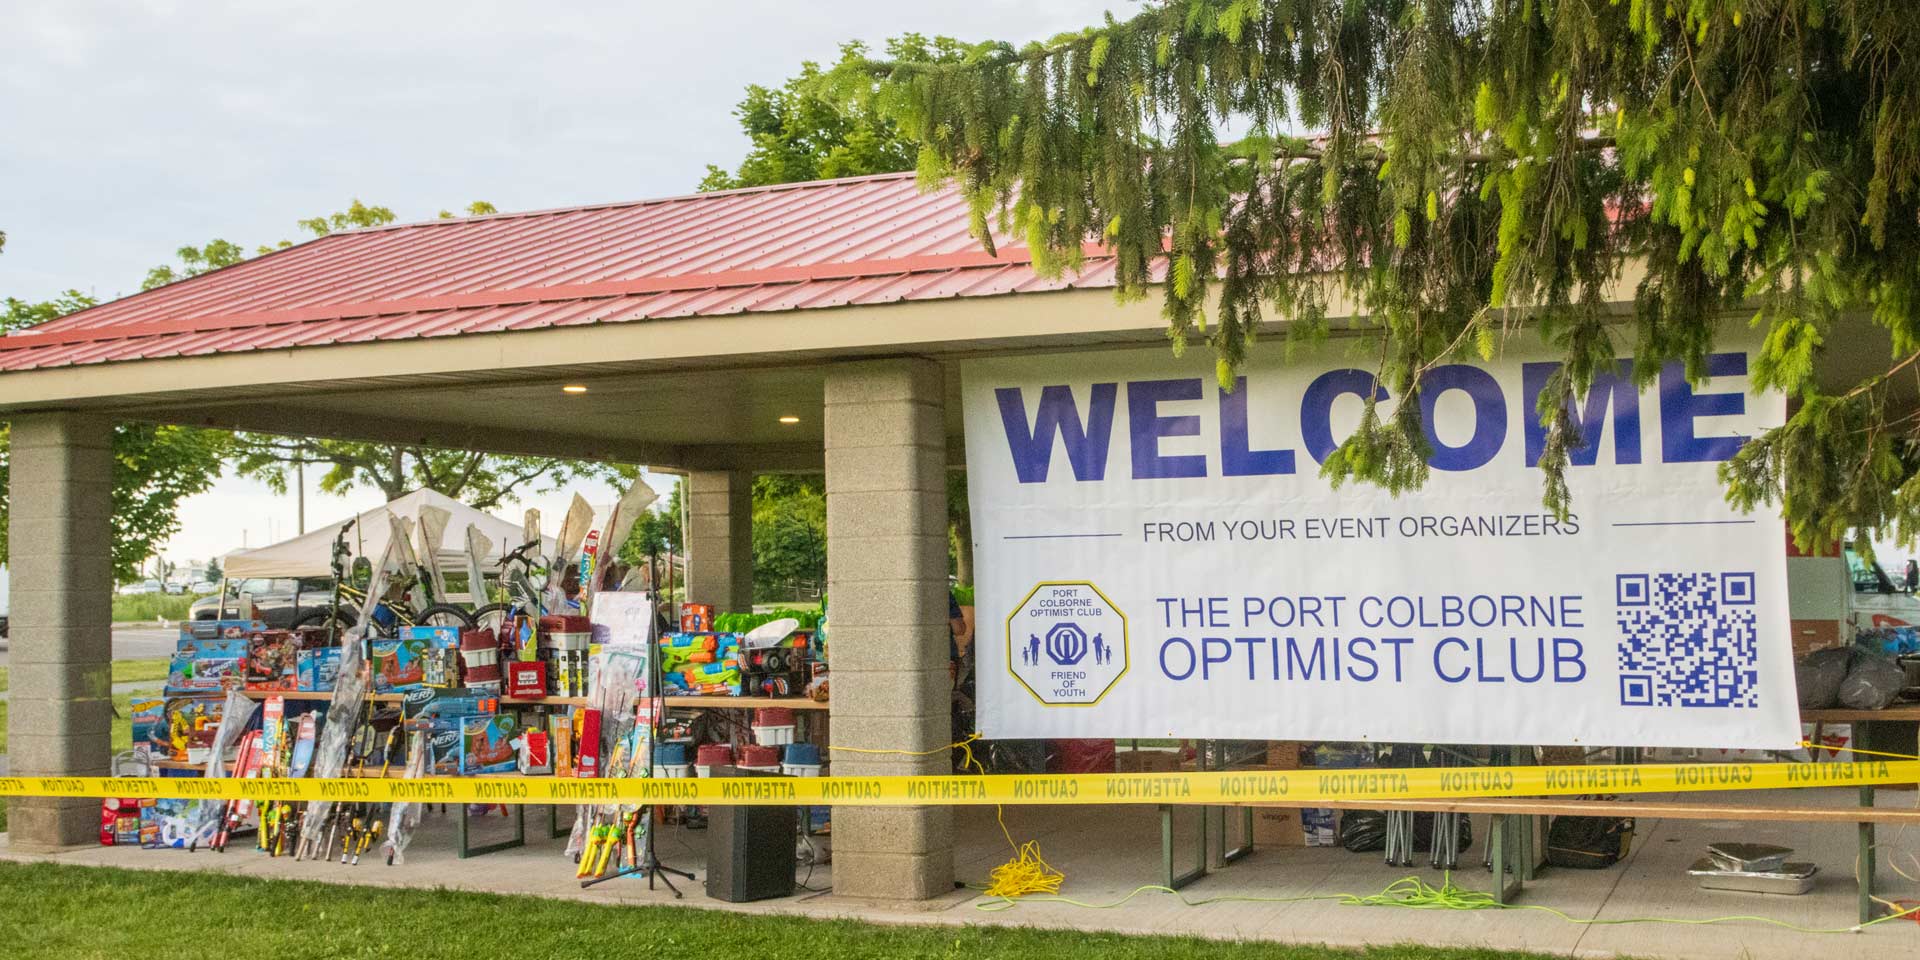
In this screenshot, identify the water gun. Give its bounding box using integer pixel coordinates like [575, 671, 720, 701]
[659, 634, 718, 669]
[677, 660, 740, 686]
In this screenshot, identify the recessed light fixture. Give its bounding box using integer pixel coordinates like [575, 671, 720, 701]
[562, 384, 588, 394]
[778, 415, 801, 424]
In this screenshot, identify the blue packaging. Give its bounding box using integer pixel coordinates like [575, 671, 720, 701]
[298, 648, 341, 691]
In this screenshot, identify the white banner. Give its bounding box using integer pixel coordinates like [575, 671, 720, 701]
[964, 337, 1796, 747]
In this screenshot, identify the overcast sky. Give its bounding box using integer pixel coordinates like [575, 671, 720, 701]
[0, 0, 1124, 568]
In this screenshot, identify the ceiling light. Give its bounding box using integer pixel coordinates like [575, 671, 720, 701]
[562, 384, 588, 394]
[778, 415, 800, 424]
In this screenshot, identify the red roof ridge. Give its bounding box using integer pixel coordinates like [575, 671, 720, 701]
[347, 170, 927, 237]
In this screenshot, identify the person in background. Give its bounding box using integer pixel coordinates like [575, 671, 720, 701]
[948, 591, 968, 681]
[949, 588, 976, 772]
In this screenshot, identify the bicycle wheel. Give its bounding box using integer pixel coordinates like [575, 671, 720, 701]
[293, 607, 356, 628]
[468, 602, 515, 634]
[415, 604, 474, 629]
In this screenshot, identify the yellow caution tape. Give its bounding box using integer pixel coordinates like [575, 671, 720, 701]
[3, 759, 1914, 806]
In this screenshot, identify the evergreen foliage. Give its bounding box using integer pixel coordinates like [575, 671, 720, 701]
[857, 0, 1920, 548]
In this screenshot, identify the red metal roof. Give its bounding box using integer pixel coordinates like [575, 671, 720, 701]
[0, 172, 1120, 372]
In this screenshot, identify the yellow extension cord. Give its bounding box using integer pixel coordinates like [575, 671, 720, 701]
[831, 733, 1066, 900]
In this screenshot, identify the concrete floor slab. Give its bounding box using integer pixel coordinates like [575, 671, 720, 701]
[5, 788, 1918, 959]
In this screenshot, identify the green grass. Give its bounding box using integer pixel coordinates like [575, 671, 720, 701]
[111, 592, 204, 623]
[112, 658, 172, 685]
[0, 660, 169, 693]
[0, 861, 1559, 960]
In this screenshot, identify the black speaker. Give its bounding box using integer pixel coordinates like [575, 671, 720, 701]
[705, 768, 797, 902]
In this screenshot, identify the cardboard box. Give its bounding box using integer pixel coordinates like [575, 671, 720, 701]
[371, 637, 429, 692]
[460, 714, 521, 775]
[298, 648, 341, 691]
[1302, 807, 1338, 846]
[1265, 741, 1303, 769]
[402, 624, 462, 649]
[166, 637, 249, 694]
[427, 714, 522, 776]
[245, 630, 300, 690]
[1116, 749, 1183, 773]
[1791, 619, 1843, 658]
[1251, 808, 1306, 846]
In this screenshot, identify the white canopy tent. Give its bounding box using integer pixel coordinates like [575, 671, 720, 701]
[223, 488, 553, 580]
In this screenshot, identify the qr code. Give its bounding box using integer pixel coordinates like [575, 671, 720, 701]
[1615, 572, 1758, 708]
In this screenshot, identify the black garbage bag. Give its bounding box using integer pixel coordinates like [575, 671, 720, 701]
[1545, 816, 1634, 868]
[1838, 652, 1907, 711]
[1796, 647, 1851, 709]
[1339, 810, 1387, 852]
[1340, 810, 1472, 853]
[1409, 812, 1473, 852]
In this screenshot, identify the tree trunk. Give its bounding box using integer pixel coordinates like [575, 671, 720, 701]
[950, 514, 973, 586]
[947, 469, 973, 585]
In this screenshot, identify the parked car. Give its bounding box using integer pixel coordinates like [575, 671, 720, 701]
[189, 577, 341, 629]
[116, 579, 166, 596]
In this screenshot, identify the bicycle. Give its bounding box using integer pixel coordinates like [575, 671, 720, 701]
[302, 519, 473, 637]
[468, 538, 547, 635]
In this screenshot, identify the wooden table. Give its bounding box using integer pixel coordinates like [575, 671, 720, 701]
[1801, 705, 1920, 922]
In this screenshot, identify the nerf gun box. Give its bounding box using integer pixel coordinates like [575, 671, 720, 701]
[400, 686, 500, 720]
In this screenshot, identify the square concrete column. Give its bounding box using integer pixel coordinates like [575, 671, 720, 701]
[684, 468, 753, 612]
[6, 412, 114, 850]
[824, 358, 954, 900]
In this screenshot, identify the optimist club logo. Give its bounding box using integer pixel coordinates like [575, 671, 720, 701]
[1006, 581, 1127, 706]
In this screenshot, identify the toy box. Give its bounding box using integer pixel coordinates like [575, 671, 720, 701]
[505, 660, 547, 699]
[402, 625, 462, 687]
[166, 635, 250, 695]
[130, 697, 168, 758]
[428, 714, 521, 776]
[154, 695, 227, 763]
[245, 630, 300, 690]
[426, 720, 464, 777]
[371, 636, 429, 693]
[402, 624, 462, 649]
[298, 648, 341, 691]
[679, 603, 714, 632]
[518, 730, 553, 775]
[180, 618, 262, 642]
[549, 713, 575, 777]
[575, 708, 602, 778]
[100, 798, 143, 846]
[401, 686, 499, 720]
[139, 776, 212, 849]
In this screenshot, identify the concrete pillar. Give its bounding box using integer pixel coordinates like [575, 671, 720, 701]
[684, 468, 753, 612]
[823, 358, 953, 900]
[5, 412, 114, 850]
